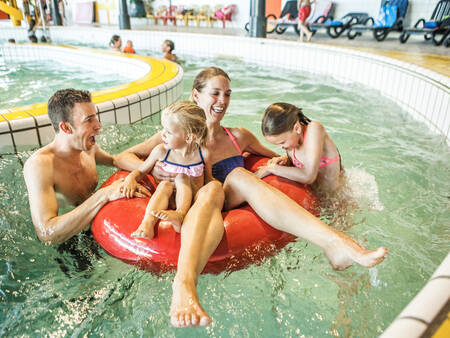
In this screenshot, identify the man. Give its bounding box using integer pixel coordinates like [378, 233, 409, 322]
[24, 88, 148, 244]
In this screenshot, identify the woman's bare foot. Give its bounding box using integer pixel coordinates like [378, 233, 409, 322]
[152, 210, 184, 233]
[131, 220, 155, 239]
[170, 277, 211, 328]
[325, 234, 388, 270]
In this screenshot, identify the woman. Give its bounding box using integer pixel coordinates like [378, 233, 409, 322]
[115, 67, 388, 328]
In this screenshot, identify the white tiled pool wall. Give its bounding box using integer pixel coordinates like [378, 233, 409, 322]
[1, 27, 449, 335]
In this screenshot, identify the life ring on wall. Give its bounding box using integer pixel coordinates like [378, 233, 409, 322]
[92, 155, 319, 274]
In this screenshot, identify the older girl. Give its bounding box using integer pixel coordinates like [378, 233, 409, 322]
[257, 102, 342, 194]
[122, 101, 208, 238]
[116, 67, 388, 328]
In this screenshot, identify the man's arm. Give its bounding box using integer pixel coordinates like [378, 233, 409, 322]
[95, 144, 115, 166]
[24, 155, 124, 244]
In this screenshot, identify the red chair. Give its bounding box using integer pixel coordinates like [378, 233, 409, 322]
[213, 4, 236, 28]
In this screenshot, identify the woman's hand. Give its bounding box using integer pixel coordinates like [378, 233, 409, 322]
[268, 155, 289, 166]
[151, 161, 178, 182]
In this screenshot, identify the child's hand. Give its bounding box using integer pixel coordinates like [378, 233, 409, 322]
[123, 175, 139, 199]
[255, 163, 276, 179]
[268, 155, 289, 166]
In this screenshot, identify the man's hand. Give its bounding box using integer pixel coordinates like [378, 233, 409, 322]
[152, 161, 177, 182]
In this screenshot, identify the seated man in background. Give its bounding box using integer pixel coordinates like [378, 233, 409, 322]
[24, 88, 149, 244]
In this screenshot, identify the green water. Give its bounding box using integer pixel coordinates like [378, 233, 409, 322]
[0, 55, 449, 337]
[0, 55, 132, 110]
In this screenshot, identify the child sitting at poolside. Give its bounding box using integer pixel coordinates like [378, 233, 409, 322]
[122, 101, 208, 238]
[162, 39, 178, 63]
[256, 102, 342, 194]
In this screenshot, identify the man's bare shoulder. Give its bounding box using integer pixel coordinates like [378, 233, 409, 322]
[24, 144, 55, 177]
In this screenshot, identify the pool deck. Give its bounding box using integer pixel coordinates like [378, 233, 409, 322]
[119, 23, 449, 77]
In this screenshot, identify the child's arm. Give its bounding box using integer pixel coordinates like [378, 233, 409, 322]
[256, 122, 326, 184]
[255, 163, 312, 182]
[122, 144, 166, 198]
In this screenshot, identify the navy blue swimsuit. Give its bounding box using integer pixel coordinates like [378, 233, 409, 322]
[211, 127, 244, 183]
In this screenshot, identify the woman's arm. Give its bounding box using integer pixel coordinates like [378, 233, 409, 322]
[235, 127, 279, 158]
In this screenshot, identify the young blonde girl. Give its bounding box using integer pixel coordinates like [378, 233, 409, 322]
[257, 102, 343, 194]
[122, 101, 208, 238]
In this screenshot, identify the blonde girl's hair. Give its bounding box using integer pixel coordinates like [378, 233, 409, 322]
[162, 101, 207, 147]
[189, 66, 231, 102]
[261, 102, 311, 136]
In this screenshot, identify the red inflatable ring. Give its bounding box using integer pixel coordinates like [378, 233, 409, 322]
[92, 155, 319, 274]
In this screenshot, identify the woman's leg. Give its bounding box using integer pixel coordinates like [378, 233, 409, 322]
[170, 181, 225, 328]
[152, 174, 192, 233]
[131, 180, 173, 239]
[223, 168, 387, 270]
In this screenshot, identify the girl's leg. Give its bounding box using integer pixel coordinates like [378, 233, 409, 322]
[223, 168, 387, 270]
[170, 181, 225, 328]
[131, 180, 173, 239]
[152, 174, 192, 233]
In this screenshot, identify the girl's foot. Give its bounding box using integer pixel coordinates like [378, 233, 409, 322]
[131, 221, 155, 239]
[152, 210, 184, 233]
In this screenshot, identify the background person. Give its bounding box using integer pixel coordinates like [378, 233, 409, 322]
[162, 39, 178, 62]
[109, 34, 122, 52]
[297, 0, 314, 42]
[123, 40, 135, 54]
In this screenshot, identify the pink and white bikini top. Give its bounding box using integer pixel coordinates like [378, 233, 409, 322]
[290, 125, 340, 169]
[159, 147, 205, 177]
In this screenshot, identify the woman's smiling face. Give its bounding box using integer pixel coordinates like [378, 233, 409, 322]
[193, 75, 232, 124]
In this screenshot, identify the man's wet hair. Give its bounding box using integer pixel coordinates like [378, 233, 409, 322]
[47, 89, 92, 132]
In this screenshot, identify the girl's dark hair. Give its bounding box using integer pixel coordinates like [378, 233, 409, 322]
[164, 39, 175, 52]
[262, 102, 311, 136]
[109, 34, 120, 46]
[47, 89, 91, 132]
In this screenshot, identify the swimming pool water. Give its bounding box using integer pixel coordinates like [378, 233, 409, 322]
[0, 55, 132, 109]
[0, 55, 449, 337]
